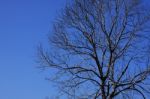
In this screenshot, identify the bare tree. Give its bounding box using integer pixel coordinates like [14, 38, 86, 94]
[38, 0, 150, 99]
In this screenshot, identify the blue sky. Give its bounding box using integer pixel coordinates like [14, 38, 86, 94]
[0, 0, 150, 99]
[0, 0, 66, 99]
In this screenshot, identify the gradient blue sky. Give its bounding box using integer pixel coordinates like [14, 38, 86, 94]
[1, 0, 150, 99]
[0, 0, 66, 99]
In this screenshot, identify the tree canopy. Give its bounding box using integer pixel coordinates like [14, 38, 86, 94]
[38, 0, 150, 99]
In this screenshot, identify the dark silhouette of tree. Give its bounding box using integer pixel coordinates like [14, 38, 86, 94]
[38, 0, 150, 98]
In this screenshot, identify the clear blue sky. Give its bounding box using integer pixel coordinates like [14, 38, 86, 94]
[0, 0, 66, 99]
[0, 0, 150, 99]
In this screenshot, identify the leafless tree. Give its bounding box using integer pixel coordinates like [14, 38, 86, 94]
[38, 0, 150, 99]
